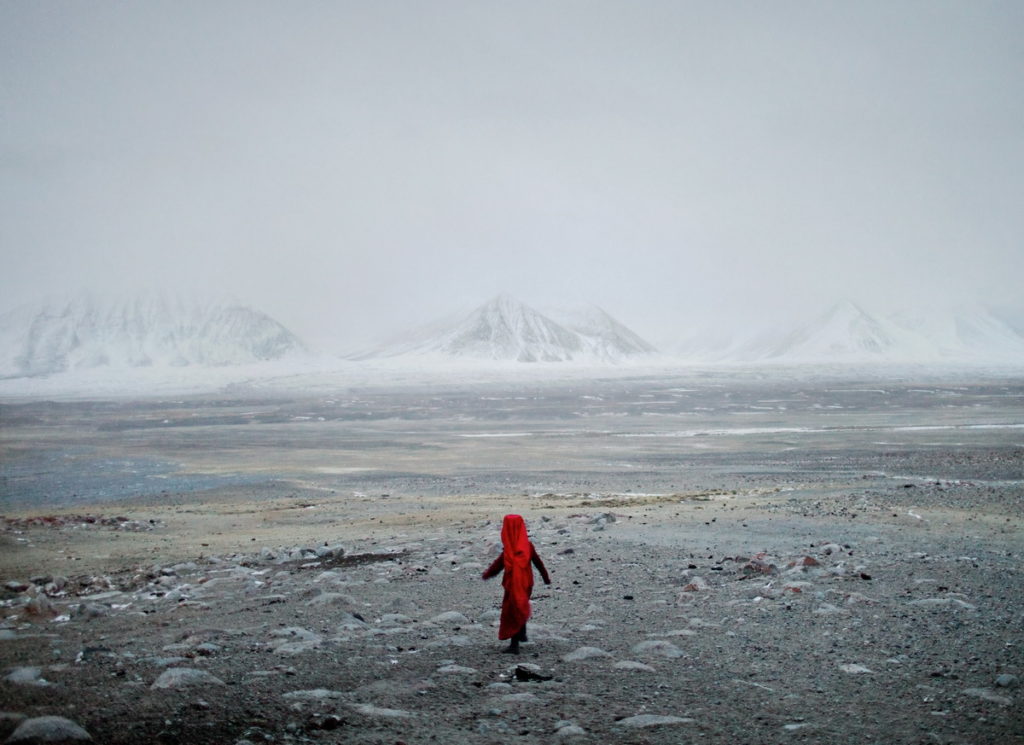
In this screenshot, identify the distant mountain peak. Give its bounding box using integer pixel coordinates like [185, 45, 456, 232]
[770, 300, 899, 358]
[675, 300, 1024, 365]
[355, 295, 657, 363]
[543, 303, 658, 358]
[0, 291, 306, 377]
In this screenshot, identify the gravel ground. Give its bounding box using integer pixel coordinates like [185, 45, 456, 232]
[1, 377, 1021, 744]
[0, 476, 1020, 745]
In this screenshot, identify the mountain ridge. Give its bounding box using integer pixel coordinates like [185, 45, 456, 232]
[0, 292, 307, 377]
[675, 300, 1024, 364]
[353, 294, 658, 363]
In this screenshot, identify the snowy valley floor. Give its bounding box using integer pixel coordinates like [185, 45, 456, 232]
[0, 372, 1021, 744]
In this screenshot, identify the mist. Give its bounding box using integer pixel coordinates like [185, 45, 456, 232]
[2, 2, 1023, 350]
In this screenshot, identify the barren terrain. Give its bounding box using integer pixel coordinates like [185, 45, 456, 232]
[1, 373, 1021, 744]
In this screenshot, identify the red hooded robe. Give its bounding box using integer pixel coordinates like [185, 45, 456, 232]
[483, 514, 550, 640]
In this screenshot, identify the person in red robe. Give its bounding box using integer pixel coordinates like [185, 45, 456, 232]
[482, 514, 551, 654]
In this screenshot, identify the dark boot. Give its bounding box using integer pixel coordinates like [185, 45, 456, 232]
[502, 625, 527, 654]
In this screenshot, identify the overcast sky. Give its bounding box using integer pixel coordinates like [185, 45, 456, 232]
[2, 1, 1022, 347]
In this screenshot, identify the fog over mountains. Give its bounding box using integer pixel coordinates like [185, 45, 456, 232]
[0, 292, 305, 378]
[0, 291, 1022, 382]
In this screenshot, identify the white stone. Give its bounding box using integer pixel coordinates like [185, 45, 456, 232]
[963, 687, 1012, 706]
[4, 667, 49, 686]
[562, 646, 611, 662]
[437, 664, 477, 674]
[501, 693, 539, 704]
[839, 664, 873, 674]
[907, 598, 977, 611]
[282, 689, 346, 701]
[613, 660, 656, 672]
[430, 611, 470, 625]
[306, 592, 358, 607]
[631, 640, 684, 659]
[6, 716, 92, 743]
[350, 703, 412, 718]
[151, 667, 226, 689]
[617, 714, 695, 728]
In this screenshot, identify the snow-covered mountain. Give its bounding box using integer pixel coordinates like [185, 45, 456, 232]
[0, 292, 307, 377]
[675, 300, 1024, 365]
[545, 305, 658, 360]
[762, 300, 920, 362]
[354, 294, 657, 363]
[889, 304, 1024, 362]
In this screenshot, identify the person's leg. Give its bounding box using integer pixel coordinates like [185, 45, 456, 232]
[503, 625, 527, 654]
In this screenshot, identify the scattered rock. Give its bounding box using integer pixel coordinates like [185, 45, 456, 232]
[350, 703, 412, 718]
[151, 668, 226, 690]
[612, 660, 656, 672]
[513, 664, 552, 682]
[963, 687, 1012, 706]
[813, 603, 848, 616]
[681, 576, 709, 592]
[336, 612, 368, 631]
[192, 642, 221, 656]
[5, 715, 92, 743]
[907, 598, 977, 611]
[741, 556, 778, 576]
[269, 627, 322, 654]
[631, 640, 684, 659]
[306, 592, 358, 608]
[616, 713, 695, 728]
[554, 721, 586, 736]
[649, 628, 697, 637]
[378, 613, 414, 627]
[315, 545, 346, 559]
[429, 611, 469, 626]
[282, 689, 346, 701]
[839, 664, 873, 674]
[995, 674, 1018, 689]
[563, 646, 611, 662]
[22, 596, 56, 620]
[436, 664, 477, 675]
[0, 713, 27, 742]
[70, 603, 108, 620]
[4, 667, 50, 687]
[783, 722, 812, 731]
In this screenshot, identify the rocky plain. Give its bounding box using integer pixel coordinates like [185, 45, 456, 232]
[0, 370, 1021, 744]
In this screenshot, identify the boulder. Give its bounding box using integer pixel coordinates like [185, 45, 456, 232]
[5, 716, 92, 743]
[151, 668, 226, 690]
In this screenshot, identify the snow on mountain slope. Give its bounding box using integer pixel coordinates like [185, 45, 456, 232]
[0, 292, 307, 377]
[762, 300, 922, 362]
[675, 300, 1024, 365]
[889, 304, 1024, 363]
[354, 295, 656, 363]
[544, 305, 658, 360]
